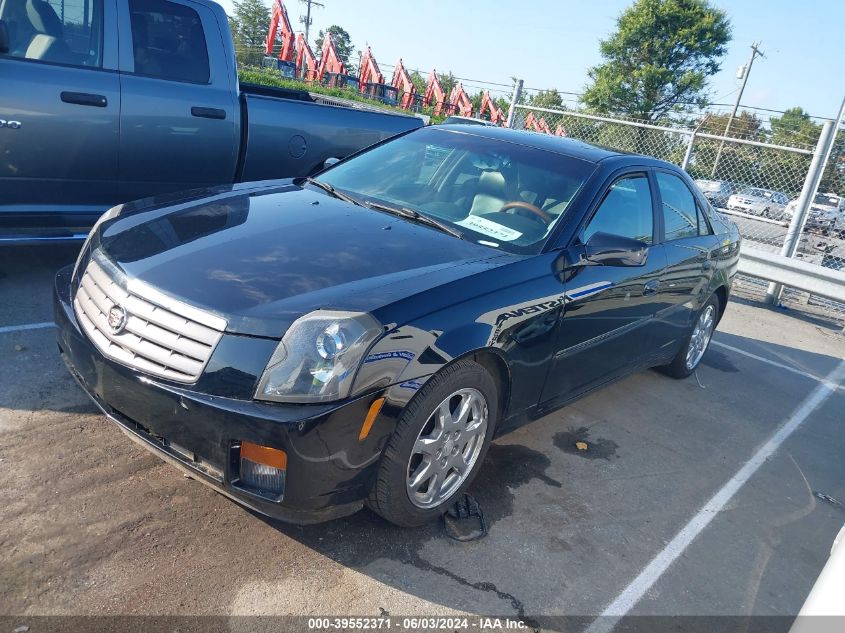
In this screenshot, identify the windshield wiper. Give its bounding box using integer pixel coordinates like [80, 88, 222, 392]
[305, 177, 364, 207]
[364, 201, 464, 240]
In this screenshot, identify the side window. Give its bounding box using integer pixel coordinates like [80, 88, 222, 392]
[0, 0, 103, 67]
[582, 175, 653, 245]
[128, 0, 210, 83]
[656, 171, 700, 241]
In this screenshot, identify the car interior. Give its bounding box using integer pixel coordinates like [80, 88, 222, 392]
[319, 129, 597, 249]
[0, 0, 102, 66]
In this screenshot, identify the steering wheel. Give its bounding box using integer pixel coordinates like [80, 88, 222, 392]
[499, 201, 553, 224]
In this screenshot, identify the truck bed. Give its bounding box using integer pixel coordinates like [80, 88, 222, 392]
[238, 84, 424, 182]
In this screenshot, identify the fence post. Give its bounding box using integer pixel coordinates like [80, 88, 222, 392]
[764, 119, 836, 305]
[680, 114, 710, 172]
[506, 79, 523, 129]
[680, 132, 696, 171]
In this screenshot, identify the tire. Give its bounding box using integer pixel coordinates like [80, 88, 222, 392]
[762, 208, 770, 218]
[659, 293, 720, 379]
[367, 359, 499, 527]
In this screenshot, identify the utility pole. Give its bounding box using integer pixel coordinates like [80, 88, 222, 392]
[710, 42, 764, 178]
[299, 0, 324, 47]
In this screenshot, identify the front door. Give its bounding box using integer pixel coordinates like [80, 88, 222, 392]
[540, 172, 667, 406]
[0, 0, 119, 236]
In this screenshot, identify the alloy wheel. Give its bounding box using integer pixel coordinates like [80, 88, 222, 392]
[406, 388, 488, 509]
[686, 305, 716, 371]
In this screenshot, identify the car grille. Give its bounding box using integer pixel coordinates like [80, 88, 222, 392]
[73, 255, 226, 383]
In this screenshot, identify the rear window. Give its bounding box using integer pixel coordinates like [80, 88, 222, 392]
[814, 194, 841, 206]
[128, 0, 210, 83]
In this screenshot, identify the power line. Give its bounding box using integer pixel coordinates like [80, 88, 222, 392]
[298, 0, 323, 46]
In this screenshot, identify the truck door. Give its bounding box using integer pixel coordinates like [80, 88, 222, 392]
[117, 0, 238, 201]
[0, 0, 120, 238]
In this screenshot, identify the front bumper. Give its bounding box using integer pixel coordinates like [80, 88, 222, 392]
[54, 266, 396, 524]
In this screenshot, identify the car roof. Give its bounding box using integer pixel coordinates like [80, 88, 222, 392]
[434, 124, 682, 170]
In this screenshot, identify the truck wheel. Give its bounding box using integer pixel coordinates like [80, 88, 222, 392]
[367, 359, 498, 527]
[659, 294, 720, 379]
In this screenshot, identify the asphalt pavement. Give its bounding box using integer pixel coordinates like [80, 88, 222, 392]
[1, 245, 844, 632]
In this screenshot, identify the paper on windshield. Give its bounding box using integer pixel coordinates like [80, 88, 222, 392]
[456, 215, 522, 241]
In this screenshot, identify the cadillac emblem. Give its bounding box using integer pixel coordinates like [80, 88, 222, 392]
[107, 304, 127, 334]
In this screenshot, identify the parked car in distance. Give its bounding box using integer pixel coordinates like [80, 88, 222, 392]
[783, 193, 845, 234]
[55, 125, 740, 527]
[0, 0, 422, 243]
[694, 179, 736, 208]
[726, 187, 789, 217]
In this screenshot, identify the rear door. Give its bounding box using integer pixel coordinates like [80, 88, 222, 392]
[0, 0, 119, 237]
[117, 0, 238, 201]
[539, 171, 668, 406]
[652, 169, 719, 352]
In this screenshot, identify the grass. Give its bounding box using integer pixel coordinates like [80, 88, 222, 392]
[238, 66, 445, 122]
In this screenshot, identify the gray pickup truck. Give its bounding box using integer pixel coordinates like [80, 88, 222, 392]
[0, 0, 422, 243]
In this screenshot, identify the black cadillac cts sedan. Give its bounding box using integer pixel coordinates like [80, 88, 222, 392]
[55, 125, 740, 526]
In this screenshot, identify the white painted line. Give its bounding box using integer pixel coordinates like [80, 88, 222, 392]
[711, 340, 824, 382]
[586, 358, 845, 633]
[0, 322, 54, 334]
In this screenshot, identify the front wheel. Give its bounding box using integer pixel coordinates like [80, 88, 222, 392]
[660, 294, 720, 379]
[367, 359, 498, 527]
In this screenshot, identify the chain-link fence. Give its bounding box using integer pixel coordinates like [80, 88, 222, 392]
[513, 104, 845, 324]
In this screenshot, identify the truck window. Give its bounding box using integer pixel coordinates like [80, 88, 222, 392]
[0, 0, 103, 67]
[128, 0, 209, 84]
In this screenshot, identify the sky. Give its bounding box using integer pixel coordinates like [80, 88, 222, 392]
[217, 0, 845, 121]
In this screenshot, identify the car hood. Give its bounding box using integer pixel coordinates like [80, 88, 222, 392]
[91, 182, 508, 337]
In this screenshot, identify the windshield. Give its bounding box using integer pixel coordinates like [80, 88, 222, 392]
[814, 194, 840, 206]
[742, 188, 772, 198]
[318, 128, 596, 253]
[696, 180, 721, 192]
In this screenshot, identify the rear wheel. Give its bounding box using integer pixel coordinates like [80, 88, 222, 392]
[660, 294, 720, 379]
[762, 207, 771, 218]
[367, 359, 498, 527]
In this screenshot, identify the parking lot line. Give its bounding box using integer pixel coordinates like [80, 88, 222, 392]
[0, 322, 54, 334]
[586, 358, 845, 633]
[711, 340, 825, 382]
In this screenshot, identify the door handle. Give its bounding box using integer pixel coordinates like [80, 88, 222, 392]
[191, 106, 226, 120]
[643, 280, 660, 296]
[61, 91, 108, 107]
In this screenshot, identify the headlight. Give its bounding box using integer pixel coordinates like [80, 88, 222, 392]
[255, 310, 382, 403]
[72, 204, 124, 280]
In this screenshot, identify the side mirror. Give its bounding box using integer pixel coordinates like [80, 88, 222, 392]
[581, 232, 649, 267]
[323, 157, 341, 170]
[0, 20, 10, 55]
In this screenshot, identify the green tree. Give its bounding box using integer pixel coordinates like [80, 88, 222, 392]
[530, 89, 564, 109]
[438, 71, 457, 97]
[582, 0, 731, 120]
[314, 25, 354, 65]
[689, 111, 765, 184]
[230, 0, 270, 67]
[409, 71, 427, 96]
[700, 110, 764, 140]
[769, 107, 821, 147]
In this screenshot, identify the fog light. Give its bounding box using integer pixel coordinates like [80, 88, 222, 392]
[239, 441, 287, 496]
